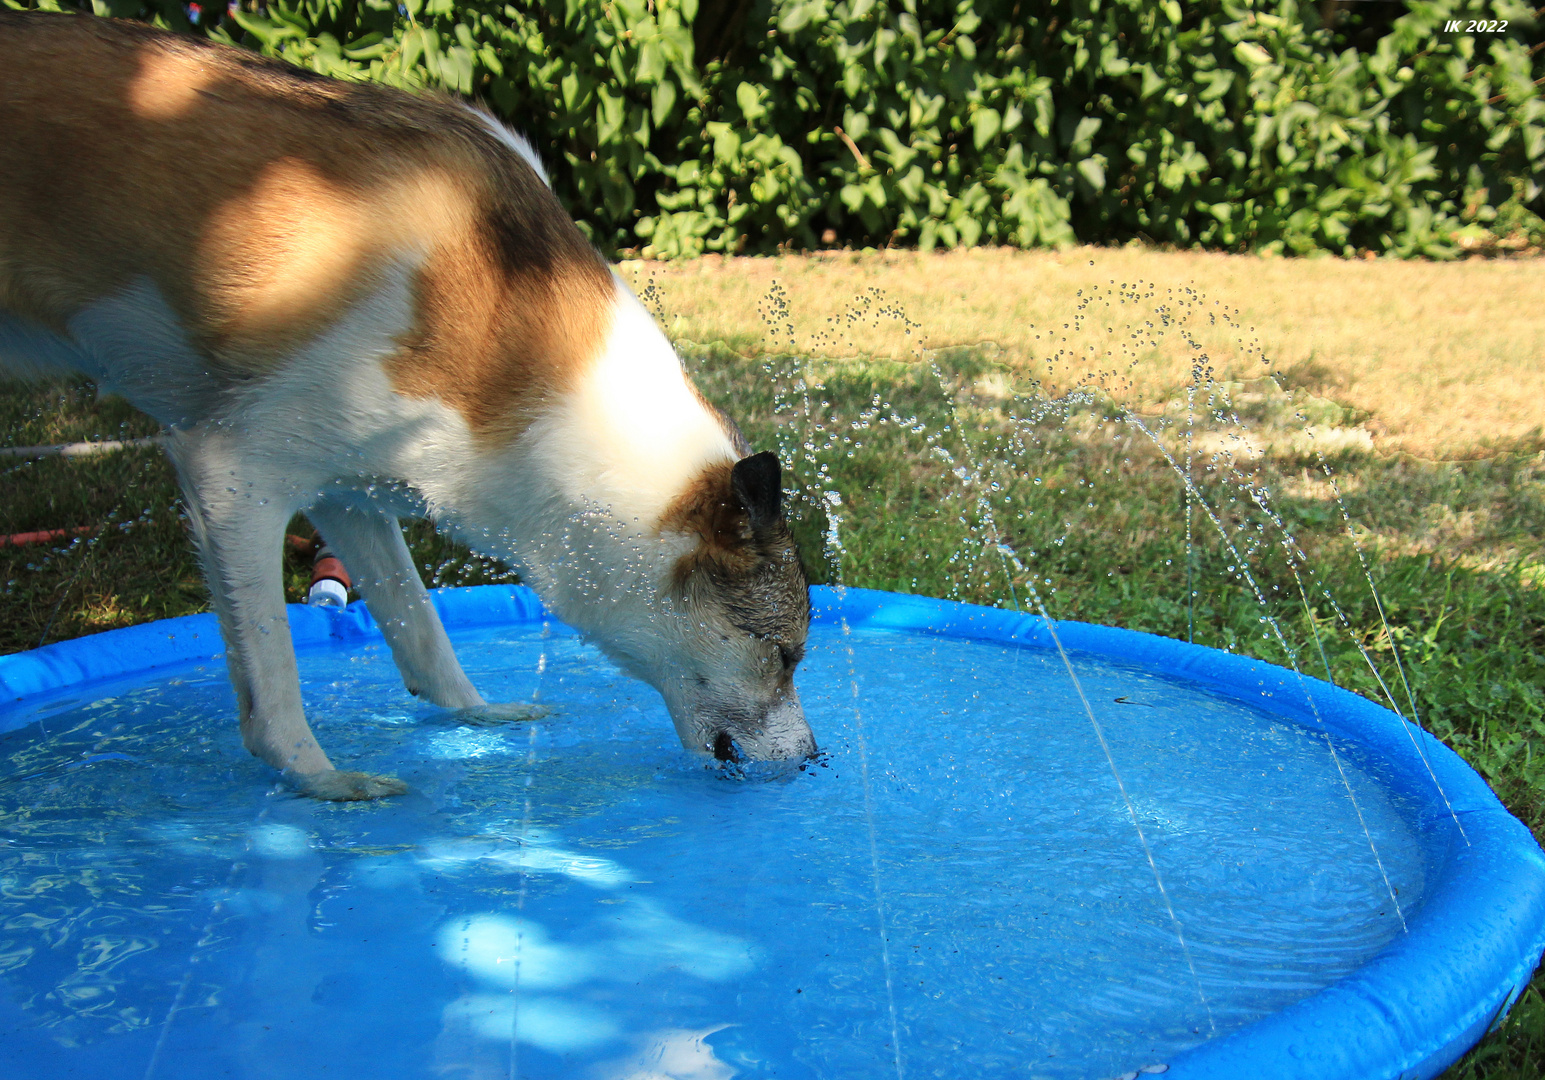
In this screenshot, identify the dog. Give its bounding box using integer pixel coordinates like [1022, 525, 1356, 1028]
[0, 12, 815, 799]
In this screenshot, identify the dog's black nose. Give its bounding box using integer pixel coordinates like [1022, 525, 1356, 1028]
[711, 731, 740, 763]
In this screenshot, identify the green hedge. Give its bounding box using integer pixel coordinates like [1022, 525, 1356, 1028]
[9, 0, 1544, 257]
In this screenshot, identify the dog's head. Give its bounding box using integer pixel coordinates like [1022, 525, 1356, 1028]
[639, 451, 814, 763]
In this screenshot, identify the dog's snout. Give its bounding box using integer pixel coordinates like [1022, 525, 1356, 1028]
[711, 731, 741, 763]
[672, 686, 814, 764]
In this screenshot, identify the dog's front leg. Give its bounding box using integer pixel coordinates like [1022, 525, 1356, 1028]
[166, 433, 407, 801]
[306, 495, 484, 709]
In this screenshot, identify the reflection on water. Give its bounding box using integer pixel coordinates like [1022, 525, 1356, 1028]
[593, 1026, 738, 1080]
[0, 623, 1430, 1079]
[434, 894, 753, 1055]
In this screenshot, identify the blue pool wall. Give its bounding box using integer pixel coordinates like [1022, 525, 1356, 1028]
[2, 583, 1543, 1080]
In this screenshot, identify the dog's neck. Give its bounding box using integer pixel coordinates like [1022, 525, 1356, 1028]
[415, 280, 739, 631]
[527, 282, 741, 530]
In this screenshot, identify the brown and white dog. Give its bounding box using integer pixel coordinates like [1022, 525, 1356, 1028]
[0, 12, 814, 799]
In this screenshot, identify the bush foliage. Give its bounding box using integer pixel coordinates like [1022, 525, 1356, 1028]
[8, 0, 1544, 258]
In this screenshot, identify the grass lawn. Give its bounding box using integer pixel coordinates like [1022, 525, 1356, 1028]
[2, 246, 1544, 1075]
[619, 247, 1545, 460]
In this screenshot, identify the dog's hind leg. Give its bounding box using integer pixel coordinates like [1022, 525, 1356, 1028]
[164, 431, 407, 801]
[305, 496, 485, 710]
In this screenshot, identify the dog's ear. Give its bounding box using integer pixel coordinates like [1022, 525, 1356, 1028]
[731, 452, 783, 534]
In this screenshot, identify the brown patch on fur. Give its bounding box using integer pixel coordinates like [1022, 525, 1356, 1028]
[662, 461, 750, 550]
[665, 461, 809, 652]
[0, 12, 614, 441]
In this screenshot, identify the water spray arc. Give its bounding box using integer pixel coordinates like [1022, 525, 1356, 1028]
[722, 267, 1498, 1010]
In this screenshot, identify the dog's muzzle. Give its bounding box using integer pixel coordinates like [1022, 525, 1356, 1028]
[707, 692, 816, 763]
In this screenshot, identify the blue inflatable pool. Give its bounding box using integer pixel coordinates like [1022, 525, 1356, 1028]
[0, 585, 1541, 1080]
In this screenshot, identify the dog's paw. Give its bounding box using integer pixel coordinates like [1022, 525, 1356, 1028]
[297, 770, 409, 801]
[450, 702, 551, 727]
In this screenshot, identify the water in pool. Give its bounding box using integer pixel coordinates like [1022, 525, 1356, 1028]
[0, 620, 1425, 1080]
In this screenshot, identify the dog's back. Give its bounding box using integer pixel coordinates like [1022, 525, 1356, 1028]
[0, 11, 612, 437]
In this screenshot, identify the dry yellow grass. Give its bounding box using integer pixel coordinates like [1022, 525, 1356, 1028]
[619, 247, 1545, 458]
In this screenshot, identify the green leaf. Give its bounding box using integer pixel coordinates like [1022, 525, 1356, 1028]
[778, 2, 815, 33]
[1524, 124, 1545, 163]
[1070, 116, 1102, 156]
[956, 214, 982, 247]
[596, 86, 625, 144]
[972, 108, 1001, 151]
[1138, 64, 1164, 101]
[446, 45, 474, 93]
[1198, 70, 1234, 103]
[1076, 156, 1105, 192]
[863, 174, 887, 207]
[736, 82, 768, 123]
[877, 128, 916, 171]
[651, 80, 677, 128]
[397, 26, 423, 71]
[1033, 90, 1054, 138]
[918, 217, 940, 250]
[1233, 42, 1272, 68]
[341, 32, 385, 60]
[707, 121, 742, 165]
[629, 104, 650, 147]
[419, 29, 442, 80]
[638, 40, 665, 84]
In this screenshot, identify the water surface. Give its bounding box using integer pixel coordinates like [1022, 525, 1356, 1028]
[0, 621, 1426, 1079]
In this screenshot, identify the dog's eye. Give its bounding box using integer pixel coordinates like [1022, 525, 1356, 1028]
[778, 645, 800, 671]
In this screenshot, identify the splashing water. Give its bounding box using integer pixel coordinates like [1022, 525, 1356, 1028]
[697, 268, 1470, 855]
[688, 268, 1483, 1048]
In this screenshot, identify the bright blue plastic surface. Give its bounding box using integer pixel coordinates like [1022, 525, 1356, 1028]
[2, 583, 1542, 1080]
